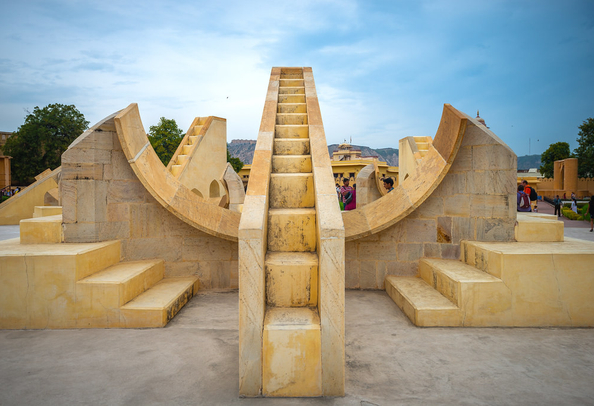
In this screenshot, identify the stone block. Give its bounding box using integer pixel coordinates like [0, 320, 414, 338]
[130, 203, 164, 239]
[386, 260, 418, 277]
[345, 259, 360, 289]
[126, 237, 182, 263]
[97, 221, 130, 240]
[440, 243, 461, 260]
[397, 243, 423, 262]
[452, 217, 476, 243]
[443, 194, 470, 217]
[472, 144, 516, 171]
[404, 219, 436, 243]
[107, 203, 130, 222]
[262, 308, 322, 397]
[359, 261, 378, 289]
[435, 172, 466, 196]
[357, 241, 396, 261]
[112, 149, 136, 180]
[61, 163, 103, 181]
[378, 221, 405, 242]
[470, 194, 513, 219]
[63, 222, 98, 243]
[466, 170, 517, 195]
[476, 218, 515, 242]
[416, 196, 444, 218]
[449, 146, 472, 172]
[107, 180, 147, 204]
[423, 243, 441, 258]
[76, 180, 108, 223]
[62, 148, 111, 165]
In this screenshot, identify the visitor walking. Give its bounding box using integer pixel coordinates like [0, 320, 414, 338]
[588, 196, 594, 232]
[571, 197, 578, 214]
[522, 180, 538, 212]
[553, 195, 562, 217]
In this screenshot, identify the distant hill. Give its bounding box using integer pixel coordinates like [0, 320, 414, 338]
[517, 154, 541, 171]
[227, 140, 257, 165]
[327, 145, 399, 166]
[228, 140, 399, 166]
[229, 139, 538, 171]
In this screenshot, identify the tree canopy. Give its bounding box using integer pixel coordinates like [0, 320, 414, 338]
[227, 149, 244, 173]
[539, 142, 571, 178]
[148, 117, 184, 165]
[574, 117, 594, 178]
[3, 103, 89, 185]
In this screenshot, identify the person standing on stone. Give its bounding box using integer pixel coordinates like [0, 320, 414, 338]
[553, 195, 562, 217]
[517, 185, 531, 212]
[340, 178, 356, 211]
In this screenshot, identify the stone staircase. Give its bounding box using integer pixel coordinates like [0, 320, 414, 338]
[167, 117, 208, 177]
[262, 68, 322, 397]
[0, 215, 198, 329]
[413, 136, 431, 158]
[386, 213, 594, 327]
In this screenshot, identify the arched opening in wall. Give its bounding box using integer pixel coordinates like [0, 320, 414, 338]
[191, 188, 204, 198]
[210, 180, 220, 198]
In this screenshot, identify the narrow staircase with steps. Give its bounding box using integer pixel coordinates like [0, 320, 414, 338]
[0, 215, 199, 329]
[263, 68, 322, 397]
[167, 117, 207, 178]
[386, 213, 594, 327]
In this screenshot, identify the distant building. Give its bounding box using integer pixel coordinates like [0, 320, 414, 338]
[0, 132, 12, 189]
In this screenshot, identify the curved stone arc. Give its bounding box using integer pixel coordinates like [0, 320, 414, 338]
[342, 104, 467, 241]
[114, 103, 240, 242]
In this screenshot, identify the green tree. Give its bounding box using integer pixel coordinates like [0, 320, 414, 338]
[4, 103, 89, 185]
[227, 149, 244, 172]
[148, 117, 184, 165]
[539, 142, 571, 178]
[574, 117, 594, 178]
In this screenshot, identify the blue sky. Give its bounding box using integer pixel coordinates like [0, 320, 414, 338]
[1, 0, 593, 157]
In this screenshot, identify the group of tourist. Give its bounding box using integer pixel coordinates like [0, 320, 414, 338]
[1, 187, 20, 199]
[518, 182, 594, 232]
[336, 177, 395, 211]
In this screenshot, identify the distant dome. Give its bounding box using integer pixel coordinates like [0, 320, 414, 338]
[476, 110, 487, 126]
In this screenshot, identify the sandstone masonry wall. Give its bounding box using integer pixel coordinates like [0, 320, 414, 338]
[61, 114, 237, 289]
[344, 117, 517, 289]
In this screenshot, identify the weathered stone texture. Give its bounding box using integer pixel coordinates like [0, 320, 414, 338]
[61, 116, 239, 289]
[345, 118, 517, 288]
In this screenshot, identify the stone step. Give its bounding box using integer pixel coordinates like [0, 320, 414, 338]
[265, 252, 318, 307]
[385, 276, 461, 327]
[272, 155, 312, 173]
[280, 73, 303, 79]
[515, 213, 564, 242]
[274, 139, 310, 155]
[460, 239, 594, 326]
[181, 144, 192, 155]
[0, 239, 122, 329]
[188, 135, 199, 145]
[278, 87, 305, 95]
[419, 258, 512, 325]
[176, 154, 188, 164]
[77, 259, 164, 308]
[20, 214, 63, 244]
[33, 206, 62, 218]
[270, 173, 314, 209]
[278, 94, 306, 104]
[262, 307, 322, 397]
[171, 164, 182, 176]
[276, 113, 308, 125]
[275, 125, 309, 139]
[192, 124, 204, 135]
[120, 276, 199, 328]
[268, 208, 316, 252]
[279, 79, 304, 87]
[277, 104, 307, 114]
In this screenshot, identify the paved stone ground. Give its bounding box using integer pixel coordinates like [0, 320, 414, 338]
[1, 290, 593, 406]
[538, 202, 594, 242]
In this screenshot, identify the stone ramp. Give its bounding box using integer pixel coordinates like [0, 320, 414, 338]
[0, 166, 60, 225]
